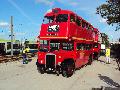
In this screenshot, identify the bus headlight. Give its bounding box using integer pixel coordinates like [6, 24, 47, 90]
[58, 56, 61, 58]
[58, 62, 61, 65]
[40, 60, 43, 64]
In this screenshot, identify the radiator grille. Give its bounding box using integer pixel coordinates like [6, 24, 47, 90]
[46, 54, 55, 68]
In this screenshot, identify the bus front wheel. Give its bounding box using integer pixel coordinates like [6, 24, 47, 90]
[62, 62, 75, 77]
[37, 66, 45, 74]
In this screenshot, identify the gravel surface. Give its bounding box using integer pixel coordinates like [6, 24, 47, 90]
[0, 56, 120, 90]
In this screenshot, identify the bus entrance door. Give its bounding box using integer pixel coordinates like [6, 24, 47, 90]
[76, 43, 85, 68]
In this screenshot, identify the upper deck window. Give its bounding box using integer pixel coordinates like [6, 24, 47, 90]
[76, 17, 81, 26]
[43, 16, 55, 24]
[82, 21, 86, 28]
[70, 15, 75, 22]
[88, 25, 91, 30]
[56, 14, 68, 22]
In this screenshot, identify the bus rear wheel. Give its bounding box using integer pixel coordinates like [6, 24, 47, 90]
[93, 52, 99, 60]
[88, 55, 93, 65]
[62, 62, 75, 77]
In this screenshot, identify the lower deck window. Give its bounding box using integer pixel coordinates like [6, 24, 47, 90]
[62, 43, 73, 51]
[50, 40, 74, 51]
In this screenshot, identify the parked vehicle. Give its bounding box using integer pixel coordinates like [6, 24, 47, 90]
[0, 42, 20, 55]
[36, 8, 100, 77]
[26, 43, 38, 56]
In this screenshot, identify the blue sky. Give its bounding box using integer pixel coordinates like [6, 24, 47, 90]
[0, 0, 119, 41]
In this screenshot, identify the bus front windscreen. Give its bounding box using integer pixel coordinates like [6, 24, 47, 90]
[43, 16, 54, 24]
[56, 14, 68, 23]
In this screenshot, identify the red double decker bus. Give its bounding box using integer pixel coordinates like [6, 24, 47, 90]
[93, 28, 100, 60]
[36, 8, 100, 77]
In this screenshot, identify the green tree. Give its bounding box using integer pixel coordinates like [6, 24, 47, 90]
[96, 0, 120, 31]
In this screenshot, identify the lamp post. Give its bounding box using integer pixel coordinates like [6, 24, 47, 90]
[10, 16, 13, 56]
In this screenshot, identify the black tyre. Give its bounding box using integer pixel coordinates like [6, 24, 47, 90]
[62, 62, 75, 77]
[93, 53, 99, 60]
[37, 66, 45, 74]
[56, 70, 60, 76]
[88, 55, 93, 65]
[94, 55, 98, 60]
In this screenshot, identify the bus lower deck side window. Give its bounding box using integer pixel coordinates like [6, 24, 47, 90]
[77, 43, 84, 50]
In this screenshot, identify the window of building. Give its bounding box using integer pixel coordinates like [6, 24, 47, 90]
[7, 42, 11, 50]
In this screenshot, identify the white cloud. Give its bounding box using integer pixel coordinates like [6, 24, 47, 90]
[100, 18, 107, 23]
[35, 0, 78, 7]
[57, 0, 78, 6]
[69, 2, 78, 6]
[0, 22, 9, 27]
[35, 0, 54, 5]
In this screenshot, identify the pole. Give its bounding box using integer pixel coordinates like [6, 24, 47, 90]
[10, 16, 13, 56]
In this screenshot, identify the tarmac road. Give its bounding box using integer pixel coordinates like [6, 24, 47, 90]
[0, 56, 120, 90]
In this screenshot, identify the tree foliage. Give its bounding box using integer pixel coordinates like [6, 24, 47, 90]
[96, 0, 120, 31]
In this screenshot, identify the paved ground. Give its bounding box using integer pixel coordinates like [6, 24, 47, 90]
[0, 56, 120, 90]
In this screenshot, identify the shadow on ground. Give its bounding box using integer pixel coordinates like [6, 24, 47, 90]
[91, 74, 120, 90]
[98, 74, 120, 87]
[92, 86, 120, 90]
[97, 59, 106, 64]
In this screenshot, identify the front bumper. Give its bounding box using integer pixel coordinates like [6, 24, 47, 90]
[36, 61, 61, 72]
